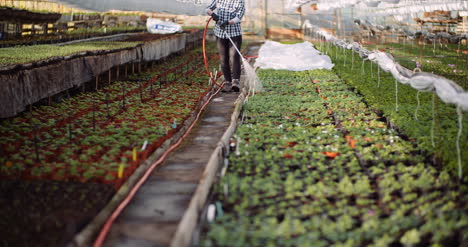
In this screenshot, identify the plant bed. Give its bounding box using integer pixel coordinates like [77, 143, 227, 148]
[200, 69, 468, 246]
[362, 42, 468, 90]
[321, 43, 468, 178]
[0, 45, 219, 188]
[0, 26, 148, 48]
[0, 180, 114, 247]
[0, 41, 142, 67]
[0, 33, 195, 119]
[0, 43, 220, 246]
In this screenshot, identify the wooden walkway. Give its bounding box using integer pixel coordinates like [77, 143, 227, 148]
[101, 91, 240, 247]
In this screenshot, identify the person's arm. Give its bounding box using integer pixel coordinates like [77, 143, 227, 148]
[229, 0, 245, 24]
[206, 0, 217, 16]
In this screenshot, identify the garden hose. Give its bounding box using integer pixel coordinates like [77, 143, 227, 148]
[203, 17, 222, 87]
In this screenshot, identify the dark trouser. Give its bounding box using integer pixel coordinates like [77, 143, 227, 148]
[216, 35, 242, 83]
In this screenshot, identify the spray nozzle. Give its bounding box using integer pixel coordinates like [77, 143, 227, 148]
[219, 20, 229, 30]
[211, 13, 219, 22]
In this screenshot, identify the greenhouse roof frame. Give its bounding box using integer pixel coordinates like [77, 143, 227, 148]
[48, 0, 211, 16]
[289, 0, 468, 15]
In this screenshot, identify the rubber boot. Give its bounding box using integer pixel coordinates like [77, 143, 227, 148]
[232, 79, 240, 92]
[222, 81, 232, 92]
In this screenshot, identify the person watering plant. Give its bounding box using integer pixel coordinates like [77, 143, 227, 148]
[206, 0, 245, 93]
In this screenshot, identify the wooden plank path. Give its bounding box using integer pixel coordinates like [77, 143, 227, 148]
[101, 91, 240, 247]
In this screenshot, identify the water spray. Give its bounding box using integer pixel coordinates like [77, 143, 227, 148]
[222, 29, 263, 94]
[203, 17, 261, 94]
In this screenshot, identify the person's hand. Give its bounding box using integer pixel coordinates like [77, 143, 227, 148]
[211, 13, 220, 22]
[219, 20, 229, 30]
[207, 9, 213, 15]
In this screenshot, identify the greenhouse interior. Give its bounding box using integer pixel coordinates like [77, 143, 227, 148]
[0, 0, 467, 246]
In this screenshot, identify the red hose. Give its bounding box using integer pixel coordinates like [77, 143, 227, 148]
[203, 17, 221, 87]
[93, 20, 225, 246]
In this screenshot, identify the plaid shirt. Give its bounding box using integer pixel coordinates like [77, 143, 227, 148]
[207, 0, 245, 39]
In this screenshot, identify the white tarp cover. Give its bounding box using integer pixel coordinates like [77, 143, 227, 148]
[306, 22, 468, 112]
[254, 41, 334, 71]
[147, 19, 183, 34]
[305, 24, 467, 180]
[48, 0, 210, 16]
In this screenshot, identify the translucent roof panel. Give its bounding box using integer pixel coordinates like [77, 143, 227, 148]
[49, 0, 212, 15]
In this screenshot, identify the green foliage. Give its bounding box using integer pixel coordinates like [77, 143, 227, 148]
[325, 43, 468, 178]
[201, 69, 468, 246]
[364, 42, 468, 90]
[0, 44, 219, 184]
[0, 41, 140, 66]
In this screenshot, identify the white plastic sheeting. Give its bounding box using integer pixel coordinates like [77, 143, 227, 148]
[315, 1, 358, 11]
[254, 41, 334, 71]
[367, 50, 467, 108]
[286, 0, 396, 11]
[353, 20, 468, 42]
[305, 21, 468, 112]
[370, 1, 468, 17]
[305, 24, 467, 179]
[286, 0, 315, 11]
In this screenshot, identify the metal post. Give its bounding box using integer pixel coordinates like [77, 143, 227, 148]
[298, 5, 304, 40]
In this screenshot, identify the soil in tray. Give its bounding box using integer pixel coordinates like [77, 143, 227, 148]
[121, 33, 174, 42]
[121, 30, 200, 43]
[0, 180, 114, 247]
